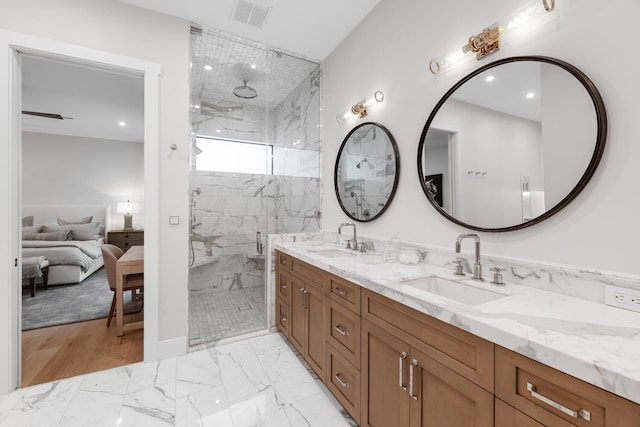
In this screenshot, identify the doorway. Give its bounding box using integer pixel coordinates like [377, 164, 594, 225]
[20, 53, 145, 386]
[0, 31, 161, 393]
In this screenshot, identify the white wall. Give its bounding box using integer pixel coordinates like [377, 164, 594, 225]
[22, 132, 145, 228]
[0, 0, 190, 344]
[323, 0, 640, 275]
[431, 99, 542, 228]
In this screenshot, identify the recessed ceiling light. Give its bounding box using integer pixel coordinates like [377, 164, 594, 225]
[204, 65, 212, 71]
[118, 121, 126, 127]
[250, 64, 257, 69]
[485, 75, 495, 82]
[526, 92, 535, 99]
[216, 129, 221, 133]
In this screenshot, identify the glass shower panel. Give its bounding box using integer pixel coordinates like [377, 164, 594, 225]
[188, 27, 321, 346]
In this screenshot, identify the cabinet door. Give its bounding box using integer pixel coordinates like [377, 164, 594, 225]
[304, 283, 326, 378]
[289, 275, 306, 355]
[409, 347, 493, 427]
[361, 320, 410, 427]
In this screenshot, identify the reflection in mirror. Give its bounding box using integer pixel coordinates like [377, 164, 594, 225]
[335, 122, 399, 222]
[419, 56, 607, 232]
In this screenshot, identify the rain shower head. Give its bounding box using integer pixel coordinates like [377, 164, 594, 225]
[233, 80, 258, 99]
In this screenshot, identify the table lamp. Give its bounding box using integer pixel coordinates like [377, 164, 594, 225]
[117, 200, 138, 231]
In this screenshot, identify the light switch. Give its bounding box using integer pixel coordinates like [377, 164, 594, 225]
[169, 216, 179, 225]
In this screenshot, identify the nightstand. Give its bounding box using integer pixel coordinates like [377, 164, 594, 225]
[108, 230, 144, 251]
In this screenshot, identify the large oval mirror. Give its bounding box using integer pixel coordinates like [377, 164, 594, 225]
[335, 122, 400, 222]
[418, 56, 607, 232]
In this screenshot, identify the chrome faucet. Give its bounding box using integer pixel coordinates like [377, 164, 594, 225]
[455, 233, 483, 281]
[338, 223, 357, 250]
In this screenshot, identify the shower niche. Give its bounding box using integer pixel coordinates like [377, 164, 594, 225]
[188, 28, 322, 346]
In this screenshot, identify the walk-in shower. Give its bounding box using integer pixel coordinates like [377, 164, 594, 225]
[188, 28, 322, 346]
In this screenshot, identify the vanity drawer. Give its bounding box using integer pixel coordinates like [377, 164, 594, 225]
[495, 399, 544, 427]
[362, 289, 494, 392]
[276, 298, 290, 338]
[326, 274, 361, 314]
[326, 342, 360, 424]
[276, 250, 291, 272]
[277, 270, 291, 303]
[327, 300, 360, 366]
[290, 257, 324, 290]
[495, 346, 640, 427]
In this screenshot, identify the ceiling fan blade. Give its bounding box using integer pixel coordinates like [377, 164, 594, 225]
[22, 110, 73, 120]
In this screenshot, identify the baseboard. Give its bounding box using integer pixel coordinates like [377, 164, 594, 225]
[157, 336, 187, 360]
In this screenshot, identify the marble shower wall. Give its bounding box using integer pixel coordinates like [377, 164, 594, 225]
[189, 66, 322, 294]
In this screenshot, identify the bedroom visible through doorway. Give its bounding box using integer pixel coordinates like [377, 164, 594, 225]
[19, 53, 145, 386]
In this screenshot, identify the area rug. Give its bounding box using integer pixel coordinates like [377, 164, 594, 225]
[22, 268, 114, 330]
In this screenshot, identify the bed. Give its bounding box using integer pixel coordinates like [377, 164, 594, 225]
[21, 205, 112, 285]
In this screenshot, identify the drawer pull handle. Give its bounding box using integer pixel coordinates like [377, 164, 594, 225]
[299, 288, 308, 308]
[526, 382, 591, 421]
[334, 324, 350, 336]
[334, 373, 350, 388]
[399, 352, 407, 391]
[335, 287, 350, 297]
[409, 359, 418, 400]
[280, 283, 287, 289]
[280, 315, 287, 323]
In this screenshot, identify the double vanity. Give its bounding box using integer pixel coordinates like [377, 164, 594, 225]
[272, 235, 640, 426]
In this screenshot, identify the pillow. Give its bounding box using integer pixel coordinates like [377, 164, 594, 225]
[22, 225, 42, 235]
[22, 216, 34, 227]
[23, 230, 71, 241]
[43, 222, 101, 241]
[57, 215, 93, 225]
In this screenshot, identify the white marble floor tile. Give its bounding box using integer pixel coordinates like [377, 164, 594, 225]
[119, 383, 176, 427]
[175, 350, 222, 398]
[228, 389, 292, 427]
[1, 377, 83, 427]
[175, 385, 232, 427]
[286, 391, 353, 427]
[214, 340, 271, 403]
[0, 332, 354, 427]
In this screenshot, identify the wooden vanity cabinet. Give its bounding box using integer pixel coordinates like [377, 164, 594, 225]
[495, 346, 640, 427]
[281, 254, 327, 380]
[361, 314, 493, 427]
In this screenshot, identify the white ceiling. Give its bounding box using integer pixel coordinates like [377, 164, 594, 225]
[22, 55, 144, 142]
[452, 61, 542, 122]
[117, 0, 382, 61]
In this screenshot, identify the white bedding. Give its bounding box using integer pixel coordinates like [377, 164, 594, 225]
[22, 239, 103, 272]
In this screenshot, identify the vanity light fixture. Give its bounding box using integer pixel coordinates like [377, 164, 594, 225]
[336, 90, 385, 124]
[428, 0, 556, 75]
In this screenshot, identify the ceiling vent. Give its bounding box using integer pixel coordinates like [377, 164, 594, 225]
[233, 1, 271, 29]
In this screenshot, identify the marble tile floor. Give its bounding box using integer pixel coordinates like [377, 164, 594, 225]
[0, 333, 357, 427]
[189, 287, 265, 347]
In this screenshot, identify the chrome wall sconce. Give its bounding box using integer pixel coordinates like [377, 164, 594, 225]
[336, 90, 384, 124]
[429, 0, 556, 75]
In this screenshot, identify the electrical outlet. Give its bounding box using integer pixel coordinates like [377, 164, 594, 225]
[604, 285, 640, 313]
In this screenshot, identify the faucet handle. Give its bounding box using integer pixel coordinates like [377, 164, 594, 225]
[490, 267, 506, 286]
[453, 260, 465, 276]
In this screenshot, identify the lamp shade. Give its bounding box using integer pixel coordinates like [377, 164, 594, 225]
[117, 201, 139, 214]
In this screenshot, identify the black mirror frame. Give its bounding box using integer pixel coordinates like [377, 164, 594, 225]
[417, 56, 607, 232]
[335, 122, 400, 222]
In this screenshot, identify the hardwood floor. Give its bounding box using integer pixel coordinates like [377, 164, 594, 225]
[21, 315, 143, 387]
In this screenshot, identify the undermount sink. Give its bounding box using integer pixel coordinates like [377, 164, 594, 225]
[402, 275, 508, 306]
[307, 248, 356, 258]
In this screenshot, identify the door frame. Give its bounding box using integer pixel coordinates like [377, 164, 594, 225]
[0, 29, 161, 394]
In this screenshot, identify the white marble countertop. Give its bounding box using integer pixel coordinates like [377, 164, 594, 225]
[274, 240, 640, 405]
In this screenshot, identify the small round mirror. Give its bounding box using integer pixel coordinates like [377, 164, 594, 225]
[335, 122, 400, 222]
[418, 56, 607, 232]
